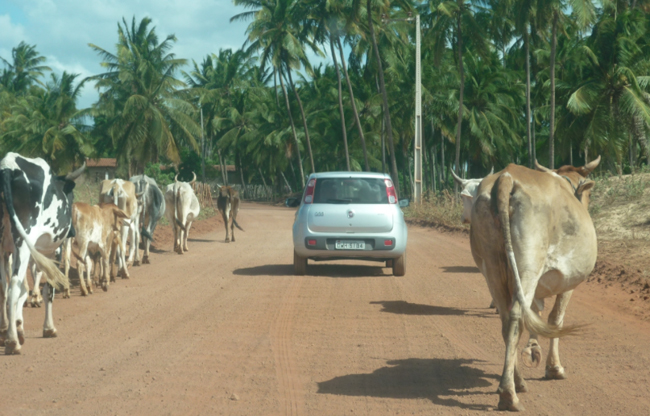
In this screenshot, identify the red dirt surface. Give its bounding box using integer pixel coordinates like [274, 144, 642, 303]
[3, 203, 650, 415]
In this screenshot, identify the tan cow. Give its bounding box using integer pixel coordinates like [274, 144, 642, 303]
[99, 179, 146, 274]
[63, 203, 128, 294]
[469, 157, 599, 411]
[216, 185, 244, 242]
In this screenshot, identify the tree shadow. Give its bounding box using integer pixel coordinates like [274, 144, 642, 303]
[441, 266, 481, 274]
[317, 358, 496, 410]
[370, 300, 468, 316]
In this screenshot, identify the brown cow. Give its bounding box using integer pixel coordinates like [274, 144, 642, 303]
[64, 203, 128, 294]
[216, 186, 244, 243]
[470, 158, 600, 411]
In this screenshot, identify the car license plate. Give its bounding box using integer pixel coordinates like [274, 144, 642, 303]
[335, 240, 365, 250]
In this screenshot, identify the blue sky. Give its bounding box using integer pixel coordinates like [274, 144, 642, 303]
[0, 0, 261, 108]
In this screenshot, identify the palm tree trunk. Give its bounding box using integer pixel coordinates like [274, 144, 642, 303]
[285, 67, 315, 174]
[278, 68, 305, 187]
[368, 0, 400, 196]
[525, 27, 532, 168]
[549, 12, 558, 169]
[330, 36, 351, 171]
[218, 149, 228, 185]
[337, 36, 369, 171]
[238, 154, 246, 198]
[454, 7, 465, 188]
[273, 70, 280, 108]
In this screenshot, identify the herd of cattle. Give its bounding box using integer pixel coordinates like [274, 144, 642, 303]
[0, 150, 611, 411]
[0, 152, 241, 357]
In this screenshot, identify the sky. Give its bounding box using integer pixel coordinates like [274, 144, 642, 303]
[0, 0, 259, 108]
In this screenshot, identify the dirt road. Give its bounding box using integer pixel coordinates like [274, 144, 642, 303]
[4, 203, 650, 415]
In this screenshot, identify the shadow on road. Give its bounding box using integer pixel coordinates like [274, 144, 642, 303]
[441, 266, 481, 273]
[233, 264, 388, 277]
[188, 238, 216, 243]
[317, 358, 495, 410]
[370, 300, 468, 316]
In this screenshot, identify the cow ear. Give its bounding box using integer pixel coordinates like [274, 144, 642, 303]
[63, 180, 76, 194]
[575, 180, 595, 200]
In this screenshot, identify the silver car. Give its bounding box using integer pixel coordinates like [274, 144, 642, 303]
[292, 172, 408, 276]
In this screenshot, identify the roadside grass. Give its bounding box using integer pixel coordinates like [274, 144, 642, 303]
[403, 190, 467, 232]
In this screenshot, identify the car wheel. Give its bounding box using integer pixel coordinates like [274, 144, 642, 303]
[294, 251, 307, 275]
[392, 253, 406, 276]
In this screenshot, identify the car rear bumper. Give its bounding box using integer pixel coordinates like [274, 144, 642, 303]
[293, 227, 407, 260]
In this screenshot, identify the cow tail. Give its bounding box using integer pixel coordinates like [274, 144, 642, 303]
[496, 173, 579, 339]
[174, 184, 185, 231]
[0, 170, 68, 291]
[233, 219, 244, 231]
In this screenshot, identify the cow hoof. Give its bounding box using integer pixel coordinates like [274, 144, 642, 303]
[497, 392, 524, 412]
[545, 365, 566, 380]
[515, 380, 528, 393]
[133, 260, 141, 267]
[81, 290, 88, 297]
[62, 289, 70, 299]
[142, 257, 150, 264]
[4, 340, 21, 355]
[17, 331, 25, 345]
[43, 329, 57, 338]
[0, 330, 6, 346]
[120, 270, 130, 280]
[522, 344, 542, 368]
[102, 282, 108, 292]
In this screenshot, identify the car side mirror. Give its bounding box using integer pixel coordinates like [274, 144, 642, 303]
[398, 199, 410, 208]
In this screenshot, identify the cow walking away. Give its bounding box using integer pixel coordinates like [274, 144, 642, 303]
[216, 185, 244, 243]
[99, 179, 146, 275]
[129, 175, 165, 264]
[164, 173, 200, 254]
[64, 203, 128, 295]
[0, 153, 84, 354]
[470, 158, 600, 410]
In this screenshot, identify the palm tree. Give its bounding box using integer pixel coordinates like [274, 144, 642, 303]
[232, 0, 319, 179]
[88, 16, 199, 175]
[536, 0, 595, 168]
[1, 72, 92, 172]
[0, 42, 51, 95]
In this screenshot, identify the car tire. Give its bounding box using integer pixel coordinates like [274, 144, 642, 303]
[392, 253, 406, 276]
[294, 251, 307, 275]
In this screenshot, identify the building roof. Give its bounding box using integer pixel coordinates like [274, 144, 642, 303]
[86, 158, 117, 168]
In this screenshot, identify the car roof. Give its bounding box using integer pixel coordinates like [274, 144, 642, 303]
[308, 171, 391, 180]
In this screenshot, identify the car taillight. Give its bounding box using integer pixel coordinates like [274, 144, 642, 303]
[304, 178, 316, 204]
[385, 179, 397, 204]
[308, 239, 317, 246]
[384, 240, 393, 246]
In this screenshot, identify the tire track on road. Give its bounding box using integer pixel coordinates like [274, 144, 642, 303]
[270, 275, 304, 416]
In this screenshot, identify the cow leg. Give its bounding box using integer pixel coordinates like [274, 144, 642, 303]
[545, 290, 574, 380]
[230, 220, 235, 243]
[0, 254, 11, 346]
[42, 282, 57, 338]
[62, 238, 71, 299]
[522, 299, 544, 368]
[142, 234, 151, 264]
[183, 221, 193, 252]
[77, 242, 90, 296]
[131, 221, 141, 266]
[119, 223, 130, 267]
[496, 301, 526, 411]
[5, 248, 30, 354]
[29, 261, 44, 307]
[85, 255, 94, 294]
[102, 250, 111, 292]
[223, 209, 231, 242]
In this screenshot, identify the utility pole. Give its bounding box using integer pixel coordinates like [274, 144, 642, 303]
[200, 106, 206, 184]
[382, 12, 422, 204]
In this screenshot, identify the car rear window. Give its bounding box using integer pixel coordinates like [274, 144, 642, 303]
[313, 178, 388, 204]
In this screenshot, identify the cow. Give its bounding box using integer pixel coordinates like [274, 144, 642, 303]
[0, 153, 85, 354]
[129, 175, 164, 264]
[64, 202, 128, 295]
[164, 173, 200, 254]
[451, 167, 494, 224]
[99, 179, 146, 275]
[216, 185, 244, 243]
[469, 157, 600, 411]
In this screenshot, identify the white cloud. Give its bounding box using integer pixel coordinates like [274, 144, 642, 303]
[3, 0, 252, 107]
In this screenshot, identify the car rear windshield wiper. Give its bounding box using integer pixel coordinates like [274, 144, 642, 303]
[326, 198, 352, 204]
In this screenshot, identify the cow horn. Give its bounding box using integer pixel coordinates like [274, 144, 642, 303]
[65, 161, 87, 181]
[534, 160, 552, 173]
[450, 168, 467, 186]
[583, 155, 601, 175]
[190, 172, 197, 185]
[175, 173, 179, 183]
[488, 166, 494, 176]
[135, 182, 149, 198]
